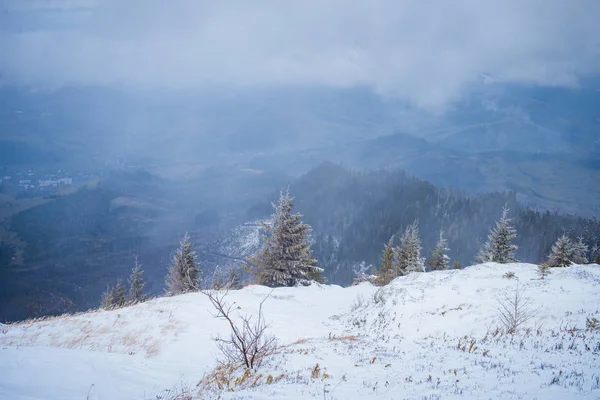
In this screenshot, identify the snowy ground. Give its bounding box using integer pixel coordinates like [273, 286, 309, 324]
[1, 263, 599, 400]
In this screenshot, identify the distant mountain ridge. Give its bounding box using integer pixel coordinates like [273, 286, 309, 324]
[1, 83, 598, 216]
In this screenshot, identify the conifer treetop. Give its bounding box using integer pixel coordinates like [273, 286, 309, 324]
[166, 232, 201, 295]
[428, 229, 450, 271]
[395, 221, 425, 275]
[476, 206, 518, 264]
[248, 189, 323, 287]
[375, 234, 396, 286]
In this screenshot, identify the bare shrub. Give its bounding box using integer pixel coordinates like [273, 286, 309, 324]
[537, 263, 551, 279]
[148, 382, 193, 400]
[496, 286, 538, 334]
[503, 271, 516, 279]
[350, 294, 365, 311]
[210, 266, 242, 290]
[586, 317, 600, 331]
[311, 363, 321, 379]
[372, 288, 387, 305]
[203, 290, 277, 369]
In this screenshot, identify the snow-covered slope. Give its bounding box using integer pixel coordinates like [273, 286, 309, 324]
[1, 263, 599, 399]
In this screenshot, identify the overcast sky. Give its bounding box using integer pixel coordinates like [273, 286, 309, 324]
[1, 0, 599, 111]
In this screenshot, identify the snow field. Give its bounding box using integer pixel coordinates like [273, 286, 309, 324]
[1, 263, 599, 399]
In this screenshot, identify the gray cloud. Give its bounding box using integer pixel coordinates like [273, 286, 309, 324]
[1, 0, 599, 111]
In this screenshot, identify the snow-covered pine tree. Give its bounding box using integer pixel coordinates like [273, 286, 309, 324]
[572, 237, 589, 264]
[427, 230, 450, 271]
[375, 235, 395, 286]
[537, 263, 551, 279]
[128, 255, 146, 303]
[166, 233, 201, 294]
[546, 234, 573, 268]
[101, 285, 116, 310]
[395, 222, 425, 275]
[114, 279, 127, 307]
[475, 241, 492, 264]
[476, 207, 518, 264]
[248, 189, 323, 287]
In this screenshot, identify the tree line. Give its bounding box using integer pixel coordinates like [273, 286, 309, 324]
[286, 163, 600, 285]
[100, 189, 323, 309]
[101, 182, 599, 309]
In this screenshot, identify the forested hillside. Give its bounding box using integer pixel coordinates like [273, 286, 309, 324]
[278, 163, 600, 284]
[3, 163, 599, 321]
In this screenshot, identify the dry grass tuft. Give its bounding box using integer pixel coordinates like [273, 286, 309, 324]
[503, 271, 516, 279]
[327, 333, 358, 342]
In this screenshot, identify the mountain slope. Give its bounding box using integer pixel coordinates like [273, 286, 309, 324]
[1, 263, 599, 399]
[248, 130, 600, 217]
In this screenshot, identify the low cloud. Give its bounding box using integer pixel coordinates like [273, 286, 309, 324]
[1, 0, 599, 111]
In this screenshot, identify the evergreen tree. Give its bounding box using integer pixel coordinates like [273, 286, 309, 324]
[546, 235, 573, 268]
[375, 235, 395, 286]
[248, 189, 323, 287]
[395, 222, 425, 275]
[166, 233, 201, 294]
[427, 230, 450, 271]
[476, 207, 518, 264]
[114, 278, 127, 307]
[537, 263, 551, 279]
[452, 261, 462, 270]
[572, 237, 589, 264]
[101, 285, 116, 310]
[595, 251, 600, 265]
[475, 241, 492, 264]
[128, 256, 146, 303]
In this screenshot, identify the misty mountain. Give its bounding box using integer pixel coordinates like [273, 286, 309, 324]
[2, 163, 599, 322]
[2, 83, 598, 161]
[2, 84, 598, 215]
[249, 132, 600, 216]
[288, 164, 600, 284]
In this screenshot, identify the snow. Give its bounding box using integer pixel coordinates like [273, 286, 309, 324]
[1, 263, 599, 399]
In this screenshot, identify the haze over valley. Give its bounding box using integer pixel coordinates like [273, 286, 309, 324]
[1, 3, 600, 399]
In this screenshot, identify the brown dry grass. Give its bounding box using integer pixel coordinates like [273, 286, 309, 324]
[327, 333, 359, 342]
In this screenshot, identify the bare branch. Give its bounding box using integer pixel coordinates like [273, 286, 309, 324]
[202, 289, 277, 369]
[496, 285, 538, 334]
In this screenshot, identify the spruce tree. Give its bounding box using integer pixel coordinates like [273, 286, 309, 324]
[128, 256, 146, 303]
[248, 189, 323, 287]
[476, 207, 518, 264]
[546, 235, 573, 268]
[101, 285, 116, 310]
[475, 241, 492, 264]
[595, 249, 600, 265]
[395, 222, 425, 275]
[166, 233, 201, 294]
[427, 230, 450, 271]
[572, 237, 589, 264]
[375, 235, 395, 286]
[452, 261, 462, 270]
[537, 263, 551, 279]
[114, 279, 127, 307]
